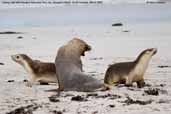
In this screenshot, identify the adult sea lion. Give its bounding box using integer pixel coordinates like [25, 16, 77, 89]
[55, 38, 109, 92]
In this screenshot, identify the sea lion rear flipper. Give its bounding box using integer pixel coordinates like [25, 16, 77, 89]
[137, 80, 145, 88]
[83, 79, 109, 92]
[94, 84, 112, 91]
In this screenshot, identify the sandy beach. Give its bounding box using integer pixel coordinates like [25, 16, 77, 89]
[0, 2, 171, 114]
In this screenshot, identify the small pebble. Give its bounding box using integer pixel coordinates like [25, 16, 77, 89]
[49, 96, 60, 102]
[109, 104, 115, 108]
[71, 95, 88, 102]
[112, 23, 123, 26]
[7, 80, 14, 82]
[0, 63, 4, 65]
[17, 36, 23, 39]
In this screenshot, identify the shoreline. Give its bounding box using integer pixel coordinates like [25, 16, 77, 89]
[0, 3, 171, 28]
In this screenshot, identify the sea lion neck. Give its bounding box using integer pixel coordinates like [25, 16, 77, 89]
[134, 50, 152, 65]
[134, 50, 145, 64]
[133, 51, 152, 74]
[57, 45, 81, 60]
[22, 56, 35, 74]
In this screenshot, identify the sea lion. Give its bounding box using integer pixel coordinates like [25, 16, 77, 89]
[11, 54, 57, 86]
[55, 38, 109, 92]
[104, 48, 157, 88]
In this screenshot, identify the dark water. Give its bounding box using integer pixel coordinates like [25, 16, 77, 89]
[0, 4, 171, 28]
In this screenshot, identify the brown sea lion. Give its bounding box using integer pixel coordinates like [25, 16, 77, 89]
[55, 38, 109, 92]
[11, 54, 57, 86]
[104, 48, 157, 88]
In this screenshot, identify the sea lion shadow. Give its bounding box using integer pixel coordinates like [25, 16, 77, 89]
[44, 89, 58, 92]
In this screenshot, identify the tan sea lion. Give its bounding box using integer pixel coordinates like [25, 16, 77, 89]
[11, 54, 57, 86]
[55, 38, 109, 92]
[104, 48, 157, 88]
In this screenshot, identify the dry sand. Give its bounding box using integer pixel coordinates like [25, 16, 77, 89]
[0, 23, 171, 114]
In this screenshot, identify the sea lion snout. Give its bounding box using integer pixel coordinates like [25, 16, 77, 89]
[152, 48, 157, 55]
[85, 44, 91, 51]
[11, 54, 20, 62]
[11, 54, 26, 65]
[147, 48, 157, 55]
[81, 44, 92, 56]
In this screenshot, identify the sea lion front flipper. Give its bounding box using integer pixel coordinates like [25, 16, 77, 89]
[125, 76, 133, 87]
[100, 84, 112, 91]
[137, 79, 145, 88]
[25, 81, 40, 87]
[93, 84, 112, 91]
[112, 81, 120, 86]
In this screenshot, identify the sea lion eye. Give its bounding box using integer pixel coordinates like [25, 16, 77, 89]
[16, 56, 20, 59]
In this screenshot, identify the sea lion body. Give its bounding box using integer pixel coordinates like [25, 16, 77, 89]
[11, 54, 57, 85]
[55, 38, 108, 92]
[56, 60, 104, 91]
[104, 48, 157, 88]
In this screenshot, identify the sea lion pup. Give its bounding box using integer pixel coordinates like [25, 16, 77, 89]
[104, 48, 157, 88]
[11, 54, 57, 86]
[55, 38, 109, 92]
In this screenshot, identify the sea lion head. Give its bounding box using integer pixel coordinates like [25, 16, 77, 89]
[11, 54, 32, 65]
[68, 38, 91, 56]
[136, 48, 157, 63]
[143, 48, 157, 56]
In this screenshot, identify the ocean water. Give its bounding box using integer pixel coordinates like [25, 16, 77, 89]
[0, 3, 171, 28]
